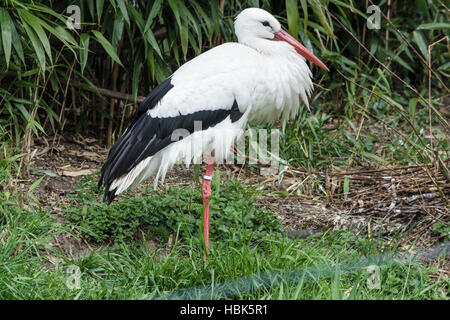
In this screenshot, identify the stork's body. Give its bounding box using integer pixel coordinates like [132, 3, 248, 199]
[98, 8, 328, 260]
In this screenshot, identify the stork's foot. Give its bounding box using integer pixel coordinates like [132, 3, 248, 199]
[202, 156, 215, 263]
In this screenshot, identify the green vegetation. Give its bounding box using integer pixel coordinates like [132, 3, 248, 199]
[65, 174, 281, 242]
[0, 179, 447, 299]
[0, 1, 448, 300]
[433, 222, 450, 241]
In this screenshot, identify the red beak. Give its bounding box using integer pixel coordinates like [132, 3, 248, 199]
[274, 29, 329, 72]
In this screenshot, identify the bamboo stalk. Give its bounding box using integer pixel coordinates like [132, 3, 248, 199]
[385, 0, 391, 50]
[99, 58, 108, 141]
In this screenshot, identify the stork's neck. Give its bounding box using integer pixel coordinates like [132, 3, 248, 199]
[246, 41, 314, 124]
[239, 36, 295, 57]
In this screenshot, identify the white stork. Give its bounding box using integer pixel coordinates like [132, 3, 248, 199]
[98, 8, 329, 260]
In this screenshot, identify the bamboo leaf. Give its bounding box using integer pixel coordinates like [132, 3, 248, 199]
[188, 28, 200, 56]
[147, 48, 155, 82]
[96, 0, 105, 24]
[381, 94, 404, 111]
[438, 61, 450, 71]
[210, 0, 220, 37]
[408, 98, 418, 123]
[21, 68, 41, 77]
[300, 0, 308, 32]
[42, 24, 77, 57]
[112, 11, 125, 49]
[191, 2, 213, 41]
[417, 23, 450, 30]
[117, 0, 130, 25]
[145, 28, 162, 59]
[415, 0, 429, 13]
[390, 52, 414, 73]
[144, 0, 163, 34]
[412, 30, 428, 59]
[180, 17, 189, 60]
[286, 0, 299, 39]
[328, 0, 366, 18]
[87, 1, 95, 20]
[376, 68, 390, 93]
[18, 9, 52, 63]
[25, 11, 77, 57]
[168, 0, 182, 29]
[21, 21, 46, 69]
[10, 21, 24, 63]
[16, 103, 32, 121]
[91, 30, 123, 67]
[80, 33, 90, 74]
[109, 0, 117, 10]
[54, 25, 77, 45]
[310, 0, 334, 37]
[30, 168, 60, 178]
[126, 4, 144, 30]
[29, 119, 46, 134]
[2, 152, 27, 164]
[126, 3, 162, 58]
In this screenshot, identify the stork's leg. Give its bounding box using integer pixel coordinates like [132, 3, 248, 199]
[202, 155, 215, 262]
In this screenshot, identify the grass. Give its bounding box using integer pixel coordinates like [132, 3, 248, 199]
[278, 96, 449, 170]
[0, 174, 447, 300]
[64, 174, 282, 243]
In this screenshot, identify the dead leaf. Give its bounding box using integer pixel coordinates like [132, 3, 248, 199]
[60, 169, 96, 177]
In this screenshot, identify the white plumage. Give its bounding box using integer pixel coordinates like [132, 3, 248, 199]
[99, 8, 327, 203]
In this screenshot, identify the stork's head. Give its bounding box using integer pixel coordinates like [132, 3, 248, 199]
[234, 8, 329, 71]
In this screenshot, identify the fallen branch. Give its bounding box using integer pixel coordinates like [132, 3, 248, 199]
[73, 81, 146, 103]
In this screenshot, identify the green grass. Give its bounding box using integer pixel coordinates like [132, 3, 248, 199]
[278, 96, 449, 170]
[64, 174, 282, 243]
[0, 175, 447, 300]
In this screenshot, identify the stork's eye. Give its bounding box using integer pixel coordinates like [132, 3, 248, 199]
[262, 21, 270, 27]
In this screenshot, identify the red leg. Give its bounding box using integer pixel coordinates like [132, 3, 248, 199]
[202, 155, 214, 262]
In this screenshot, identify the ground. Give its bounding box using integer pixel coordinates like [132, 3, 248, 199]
[3, 133, 447, 300]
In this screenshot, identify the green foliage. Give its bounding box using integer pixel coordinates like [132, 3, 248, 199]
[64, 175, 282, 243]
[0, 181, 447, 300]
[433, 222, 450, 241]
[0, 1, 77, 149]
[0, 208, 446, 299]
[0, 192, 64, 300]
